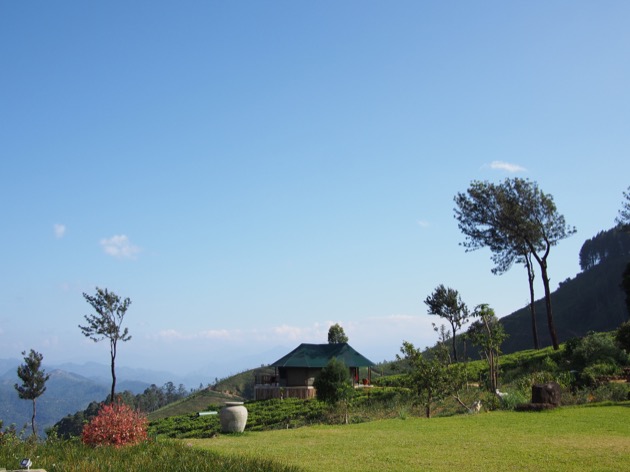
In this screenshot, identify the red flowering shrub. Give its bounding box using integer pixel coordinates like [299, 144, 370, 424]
[82, 402, 148, 447]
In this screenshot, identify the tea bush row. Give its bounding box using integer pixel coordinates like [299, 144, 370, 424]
[149, 398, 329, 438]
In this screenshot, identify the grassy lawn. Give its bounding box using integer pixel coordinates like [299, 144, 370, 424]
[190, 403, 630, 472]
[0, 439, 299, 472]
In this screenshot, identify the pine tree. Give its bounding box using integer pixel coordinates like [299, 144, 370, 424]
[15, 349, 50, 437]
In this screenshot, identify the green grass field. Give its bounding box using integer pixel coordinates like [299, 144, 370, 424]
[191, 403, 630, 472]
[0, 439, 299, 472]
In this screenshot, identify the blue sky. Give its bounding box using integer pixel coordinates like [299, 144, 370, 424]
[1, 1, 629, 382]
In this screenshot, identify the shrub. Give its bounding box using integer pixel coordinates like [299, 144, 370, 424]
[616, 321, 630, 353]
[564, 332, 629, 371]
[591, 383, 630, 402]
[0, 420, 25, 447]
[82, 402, 148, 447]
[498, 390, 528, 410]
[314, 358, 355, 406]
[372, 374, 407, 388]
[581, 362, 620, 387]
[541, 356, 559, 372]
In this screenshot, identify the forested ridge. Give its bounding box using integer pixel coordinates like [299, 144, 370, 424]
[579, 227, 630, 271]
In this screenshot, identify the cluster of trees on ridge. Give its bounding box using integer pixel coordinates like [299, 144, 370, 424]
[579, 227, 630, 271]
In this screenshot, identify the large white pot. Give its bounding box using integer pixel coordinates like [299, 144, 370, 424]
[220, 402, 248, 433]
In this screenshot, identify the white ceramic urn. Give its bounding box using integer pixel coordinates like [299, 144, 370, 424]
[220, 402, 248, 433]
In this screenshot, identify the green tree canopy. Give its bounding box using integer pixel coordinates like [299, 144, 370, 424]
[79, 287, 132, 403]
[616, 186, 630, 227]
[327, 323, 349, 344]
[454, 178, 575, 350]
[615, 186, 630, 318]
[466, 304, 506, 394]
[622, 264, 630, 318]
[15, 349, 50, 437]
[396, 341, 465, 418]
[424, 285, 469, 362]
[313, 357, 354, 424]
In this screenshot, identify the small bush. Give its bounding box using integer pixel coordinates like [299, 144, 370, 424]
[616, 321, 630, 353]
[0, 421, 25, 447]
[590, 382, 630, 402]
[564, 332, 629, 371]
[499, 390, 529, 410]
[82, 402, 148, 447]
[581, 362, 620, 387]
[541, 356, 559, 372]
[372, 374, 407, 388]
[512, 371, 557, 393]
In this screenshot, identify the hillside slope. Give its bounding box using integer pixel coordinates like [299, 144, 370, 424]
[500, 256, 630, 353]
[148, 388, 243, 420]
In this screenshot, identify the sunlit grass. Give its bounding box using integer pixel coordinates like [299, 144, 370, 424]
[191, 403, 630, 472]
[3, 403, 628, 471]
[0, 439, 299, 472]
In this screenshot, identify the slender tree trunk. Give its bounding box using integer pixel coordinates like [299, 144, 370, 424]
[451, 322, 458, 362]
[110, 342, 117, 404]
[481, 314, 499, 392]
[622, 262, 630, 318]
[525, 254, 540, 349]
[425, 391, 432, 418]
[528, 239, 560, 351]
[496, 357, 500, 390]
[539, 259, 559, 350]
[484, 349, 499, 398]
[31, 398, 37, 437]
[491, 352, 496, 392]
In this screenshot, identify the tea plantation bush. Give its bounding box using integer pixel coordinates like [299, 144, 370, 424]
[150, 398, 328, 438]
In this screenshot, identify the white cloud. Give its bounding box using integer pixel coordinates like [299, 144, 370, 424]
[150, 323, 327, 345]
[267, 323, 326, 342]
[42, 336, 60, 348]
[198, 329, 232, 339]
[489, 161, 527, 173]
[153, 329, 187, 340]
[151, 328, 233, 341]
[53, 224, 66, 238]
[370, 314, 418, 322]
[416, 220, 430, 228]
[143, 316, 442, 363]
[271, 324, 307, 340]
[100, 235, 141, 259]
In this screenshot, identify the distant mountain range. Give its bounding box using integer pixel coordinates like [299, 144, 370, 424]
[0, 345, 291, 436]
[0, 360, 185, 436]
[1, 367, 113, 436]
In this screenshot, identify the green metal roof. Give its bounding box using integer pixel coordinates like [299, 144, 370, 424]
[270, 343, 375, 368]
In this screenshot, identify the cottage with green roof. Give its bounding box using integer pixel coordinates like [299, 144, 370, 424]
[255, 343, 375, 400]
